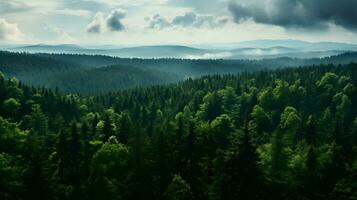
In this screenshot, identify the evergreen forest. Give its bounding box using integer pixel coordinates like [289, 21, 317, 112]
[1, 54, 357, 199]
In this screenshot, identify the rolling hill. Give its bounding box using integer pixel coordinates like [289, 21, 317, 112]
[3, 40, 357, 59]
[1, 51, 357, 94]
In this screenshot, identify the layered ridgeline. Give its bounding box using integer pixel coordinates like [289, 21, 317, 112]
[0, 63, 357, 200]
[1, 51, 357, 94]
[6, 40, 357, 59]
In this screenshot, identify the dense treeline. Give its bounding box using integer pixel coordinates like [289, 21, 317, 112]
[42, 51, 357, 75]
[0, 51, 179, 94]
[52, 65, 180, 94]
[2, 51, 357, 94]
[1, 63, 357, 200]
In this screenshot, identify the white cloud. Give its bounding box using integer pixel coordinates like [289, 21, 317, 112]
[86, 12, 105, 33]
[88, 0, 167, 7]
[146, 14, 171, 29]
[184, 52, 233, 59]
[168, 0, 229, 14]
[43, 24, 76, 43]
[47, 8, 92, 17]
[0, 18, 24, 42]
[147, 12, 229, 29]
[0, 0, 32, 14]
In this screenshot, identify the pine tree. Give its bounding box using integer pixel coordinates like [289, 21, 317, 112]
[117, 112, 133, 144]
[221, 127, 264, 200]
[102, 115, 115, 142]
[69, 122, 81, 199]
[164, 175, 193, 200]
[81, 122, 91, 179]
[23, 133, 53, 200]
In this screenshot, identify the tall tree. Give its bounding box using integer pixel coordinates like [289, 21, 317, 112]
[102, 115, 115, 142]
[221, 127, 264, 200]
[164, 175, 193, 200]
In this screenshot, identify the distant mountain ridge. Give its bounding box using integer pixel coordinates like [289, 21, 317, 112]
[237, 39, 357, 51]
[2, 39, 357, 59]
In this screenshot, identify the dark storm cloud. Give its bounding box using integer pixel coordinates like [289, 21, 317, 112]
[147, 12, 228, 29]
[228, 0, 357, 31]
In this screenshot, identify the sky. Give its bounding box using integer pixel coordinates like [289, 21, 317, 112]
[0, 0, 357, 46]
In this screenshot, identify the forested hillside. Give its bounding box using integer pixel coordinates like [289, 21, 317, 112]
[1, 63, 357, 200]
[1, 51, 357, 94]
[50, 66, 180, 94]
[0, 51, 180, 94]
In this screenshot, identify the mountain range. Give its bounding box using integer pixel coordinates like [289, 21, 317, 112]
[2, 39, 357, 59]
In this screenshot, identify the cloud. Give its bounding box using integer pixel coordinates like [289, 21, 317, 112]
[195, 15, 229, 28]
[64, 0, 111, 12]
[147, 12, 228, 29]
[43, 24, 76, 43]
[174, 12, 228, 28]
[168, 0, 228, 13]
[86, 12, 105, 33]
[106, 9, 126, 31]
[0, 1, 32, 14]
[0, 18, 24, 42]
[228, 0, 357, 31]
[146, 14, 171, 29]
[86, 9, 126, 33]
[183, 52, 233, 59]
[172, 12, 197, 26]
[48, 9, 92, 17]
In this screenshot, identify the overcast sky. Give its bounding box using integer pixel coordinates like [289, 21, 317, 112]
[1, 0, 357, 45]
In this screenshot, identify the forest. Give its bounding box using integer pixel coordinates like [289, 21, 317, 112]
[1, 51, 357, 94]
[0, 60, 357, 200]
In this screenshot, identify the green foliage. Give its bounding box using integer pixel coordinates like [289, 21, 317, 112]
[2, 51, 357, 94]
[0, 62, 356, 200]
[2, 98, 21, 118]
[91, 137, 129, 177]
[28, 105, 48, 135]
[330, 159, 357, 200]
[164, 175, 193, 200]
[0, 117, 27, 154]
[197, 92, 222, 122]
[220, 130, 264, 200]
[249, 105, 271, 144]
[0, 153, 24, 199]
